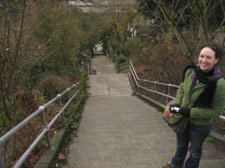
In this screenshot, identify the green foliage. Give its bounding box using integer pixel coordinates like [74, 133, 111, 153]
[34, 4, 82, 70]
[115, 54, 128, 71]
[62, 67, 81, 77]
[124, 38, 147, 58]
[0, 0, 99, 129]
[116, 54, 128, 65]
[0, 114, 9, 136]
[216, 26, 225, 33]
[205, 136, 214, 143]
[100, 8, 137, 59]
[0, 10, 3, 16]
[27, 2, 96, 88]
[64, 105, 81, 129]
[142, 66, 150, 72]
[63, 73, 86, 129]
[80, 73, 87, 95]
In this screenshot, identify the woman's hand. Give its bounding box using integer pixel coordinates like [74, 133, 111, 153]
[179, 108, 190, 117]
[169, 104, 190, 117]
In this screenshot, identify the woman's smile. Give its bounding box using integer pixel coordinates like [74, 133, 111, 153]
[198, 47, 219, 72]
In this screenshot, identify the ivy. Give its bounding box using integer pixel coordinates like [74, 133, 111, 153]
[63, 73, 86, 130]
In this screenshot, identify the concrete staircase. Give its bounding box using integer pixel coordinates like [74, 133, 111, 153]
[63, 54, 225, 168]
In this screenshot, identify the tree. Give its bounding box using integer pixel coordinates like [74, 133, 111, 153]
[100, 3, 137, 59]
[0, 0, 27, 124]
[138, 0, 225, 62]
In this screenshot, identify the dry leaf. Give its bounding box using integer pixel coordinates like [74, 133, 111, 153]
[58, 153, 65, 160]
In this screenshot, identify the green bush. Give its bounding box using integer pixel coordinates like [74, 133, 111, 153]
[116, 54, 128, 65]
[124, 38, 147, 58]
[115, 54, 128, 72]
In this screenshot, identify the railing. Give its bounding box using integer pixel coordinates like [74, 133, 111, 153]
[0, 81, 81, 168]
[129, 60, 178, 102]
[117, 61, 129, 73]
[122, 60, 225, 121]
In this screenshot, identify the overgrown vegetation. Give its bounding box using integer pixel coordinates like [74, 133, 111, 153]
[100, 0, 225, 83]
[0, 0, 98, 167]
[63, 74, 86, 130]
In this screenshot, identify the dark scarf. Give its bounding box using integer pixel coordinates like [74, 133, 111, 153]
[183, 65, 223, 108]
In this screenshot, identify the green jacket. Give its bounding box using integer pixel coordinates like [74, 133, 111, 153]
[174, 68, 225, 125]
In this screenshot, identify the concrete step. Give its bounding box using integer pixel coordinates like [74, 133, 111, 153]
[199, 159, 225, 168]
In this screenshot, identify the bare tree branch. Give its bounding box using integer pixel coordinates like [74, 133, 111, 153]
[6, 0, 27, 95]
[216, 0, 225, 29]
[155, 0, 194, 62]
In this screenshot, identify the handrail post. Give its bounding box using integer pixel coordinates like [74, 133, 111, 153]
[168, 84, 171, 103]
[40, 106, 51, 149]
[0, 145, 6, 168]
[57, 94, 64, 122]
[137, 82, 140, 93]
[136, 75, 140, 93]
[154, 81, 157, 100]
[67, 88, 70, 101]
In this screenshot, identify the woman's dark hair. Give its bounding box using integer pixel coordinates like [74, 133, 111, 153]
[200, 42, 224, 60]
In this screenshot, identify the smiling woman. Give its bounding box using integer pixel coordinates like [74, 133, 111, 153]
[163, 42, 225, 168]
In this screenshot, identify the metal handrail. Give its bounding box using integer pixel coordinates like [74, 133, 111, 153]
[129, 66, 175, 99]
[127, 60, 225, 121]
[0, 81, 81, 168]
[117, 61, 129, 72]
[129, 60, 179, 88]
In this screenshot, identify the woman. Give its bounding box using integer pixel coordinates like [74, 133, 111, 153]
[163, 43, 225, 168]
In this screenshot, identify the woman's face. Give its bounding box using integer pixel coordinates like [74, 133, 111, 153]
[198, 47, 219, 72]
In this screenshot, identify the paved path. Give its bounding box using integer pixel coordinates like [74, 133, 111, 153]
[63, 54, 225, 168]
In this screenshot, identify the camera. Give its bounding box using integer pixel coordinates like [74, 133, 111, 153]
[170, 106, 180, 113]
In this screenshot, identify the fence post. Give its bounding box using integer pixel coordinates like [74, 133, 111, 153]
[39, 106, 51, 148]
[0, 145, 6, 168]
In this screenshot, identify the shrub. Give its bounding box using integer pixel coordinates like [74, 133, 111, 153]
[63, 73, 86, 129]
[124, 38, 145, 58]
[116, 54, 128, 65]
[123, 38, 150, 64]
[37, 75, 72, 99]
[134, 34, 190, 85]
